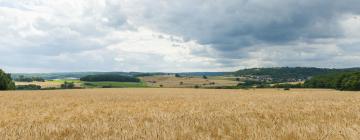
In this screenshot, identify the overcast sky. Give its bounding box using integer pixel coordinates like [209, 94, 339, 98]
[1, 0, 360, 73]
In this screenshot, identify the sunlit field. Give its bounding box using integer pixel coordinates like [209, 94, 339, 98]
[0, 88, 359, 139]
[141, 75, 239, 88]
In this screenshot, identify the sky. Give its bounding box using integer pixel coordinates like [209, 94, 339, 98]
[1, 0, 360, 73]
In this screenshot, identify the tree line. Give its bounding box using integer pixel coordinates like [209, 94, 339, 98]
[13, 75, 45, 82]
[80, 74, 140, 82]
[304, 72, 360, 91]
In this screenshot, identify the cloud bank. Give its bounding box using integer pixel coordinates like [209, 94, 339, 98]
[0, 0, 360, 72]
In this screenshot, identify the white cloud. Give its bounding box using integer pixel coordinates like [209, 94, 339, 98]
[1, 0, 360, 73]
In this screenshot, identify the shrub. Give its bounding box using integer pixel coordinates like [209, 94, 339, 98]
[202, 75, 208, 79]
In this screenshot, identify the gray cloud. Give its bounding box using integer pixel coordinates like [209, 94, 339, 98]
[125, 0, 360, 50]
[1, 0, 360, 72]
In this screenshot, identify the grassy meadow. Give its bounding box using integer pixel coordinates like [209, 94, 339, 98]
[0, 88, 359, 139]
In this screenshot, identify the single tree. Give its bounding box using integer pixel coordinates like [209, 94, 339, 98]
[61, 81, 75, 89]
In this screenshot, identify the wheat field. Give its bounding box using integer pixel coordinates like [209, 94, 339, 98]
[0, 88, 359, 140]
[141, 76, 239, 88]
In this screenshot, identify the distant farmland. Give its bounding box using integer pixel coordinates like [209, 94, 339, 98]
[0, 88, 359, 139]
[140, 75, 239, 88]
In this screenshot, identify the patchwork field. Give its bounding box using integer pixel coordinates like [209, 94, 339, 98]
[15, 81, 63, 88]
[141, 75, 239, 88]
[0, 88, 359, 139]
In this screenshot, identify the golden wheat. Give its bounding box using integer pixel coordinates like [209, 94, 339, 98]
[0, 88, 359, 140]
[140, 76, 239, 88]
[15, 81, 63, 88]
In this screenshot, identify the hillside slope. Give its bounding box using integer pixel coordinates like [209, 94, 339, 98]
[233, 67, 360, 83]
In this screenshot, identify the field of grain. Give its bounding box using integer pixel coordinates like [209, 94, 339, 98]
[15, 80, 83, 89]
[0, 88, 359, 139]
[15, 81, 63, 88]
[141, 75, 239, 88]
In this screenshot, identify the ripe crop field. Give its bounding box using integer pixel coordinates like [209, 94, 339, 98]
[83, 81, 148, 88]
[15, 81, 63, 88]
[141, 75, 239, 88]
[0, 88, 359, 139]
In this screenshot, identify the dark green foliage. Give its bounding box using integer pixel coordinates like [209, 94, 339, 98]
[237, 80, 270, 88]
[80, 74, 140, 82]
[14, 75, 45, 82]
[102, 85, 113, 88]
[83, 82, 147, 88]
[16, 84, 41, 90]
[134, 73, 164, 77]
[304, 72, 360, 91]
[61, 81, 75, 89]
[175, 74, 181, 77]
[0, 69, 15, 90]
[41, 87, 57, 90]
[84, 82, 96, 86]
[202, 75, 208, 79]
[272, 83, 304, 88]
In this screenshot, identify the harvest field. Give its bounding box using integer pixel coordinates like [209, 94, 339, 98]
[83, 81, 148, 88]
[15, 81, 63, 88]
[0, 88, 359, 139]
[141, 75, 239, 88]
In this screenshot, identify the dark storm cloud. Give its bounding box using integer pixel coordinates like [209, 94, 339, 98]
[127, 0, 360, 52]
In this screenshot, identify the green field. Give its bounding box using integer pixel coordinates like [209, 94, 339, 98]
[83, 81, 148, 88]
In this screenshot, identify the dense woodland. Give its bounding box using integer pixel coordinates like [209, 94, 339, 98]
[80, 74, 140, 82]
[304, 72, 360, 91]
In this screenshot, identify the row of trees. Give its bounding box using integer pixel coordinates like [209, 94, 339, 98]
[80, 74, 140, 82]
[0, 69, 15, 90]
[13, 75, 45, 82]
